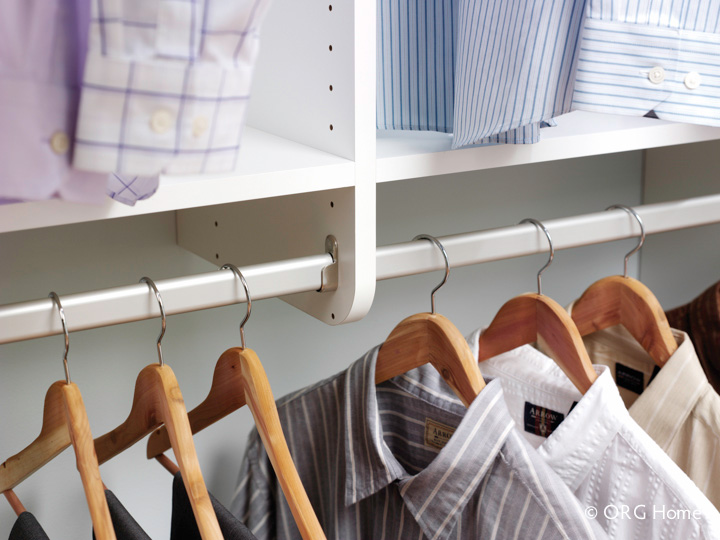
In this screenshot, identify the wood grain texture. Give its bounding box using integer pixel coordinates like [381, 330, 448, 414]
[3, 490, 26, 516]
[0, 381, 71, 492]
[477, 293, 598, 394]
[94, 364, 222, 540]
[572, 275, 677, 366]
[148, 348, 327, 540]
[376, 312, 485, 407]
[61, 384, 116, 540]
[0, 382, 116, 539]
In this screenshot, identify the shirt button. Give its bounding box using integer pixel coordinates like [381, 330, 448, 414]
[648, 66, 665, 84]
[150, 110, 174, 134]
[192, 116, 210, 138]
[684, 71, 701, 89]
[50, 131, 70, 155]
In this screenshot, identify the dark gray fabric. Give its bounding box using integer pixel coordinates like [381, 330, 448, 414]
[9, 512, 49, 540]
[171, 472, 257, 540]
[91, 490, 150, 540]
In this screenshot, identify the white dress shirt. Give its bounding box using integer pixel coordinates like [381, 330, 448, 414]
[563, 323, 720, 509]
[460, 328, 720, 540]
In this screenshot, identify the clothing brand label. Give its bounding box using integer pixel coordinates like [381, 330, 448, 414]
[616, 363, 645, 394]
[524, 402, 565, 438]
[424, 418, 456, 450]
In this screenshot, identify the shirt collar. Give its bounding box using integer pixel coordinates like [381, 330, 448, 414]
[467, 329, 626, 492]
[342, 345, 402, 506]
[342, 345, 514, 540]
[577, 323, 710, 450]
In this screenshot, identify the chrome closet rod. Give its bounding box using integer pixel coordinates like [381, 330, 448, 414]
[2, 193, 720, 345]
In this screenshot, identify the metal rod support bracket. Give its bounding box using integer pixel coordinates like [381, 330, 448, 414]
[318, 235, 339, 292]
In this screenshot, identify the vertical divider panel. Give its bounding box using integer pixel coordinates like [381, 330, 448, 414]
[177, 0, 377, 325]
[246, 0, 355, 159]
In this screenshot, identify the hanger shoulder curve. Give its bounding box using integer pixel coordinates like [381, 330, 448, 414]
[147, 348, 247, 459]
[95, 364, 222, 540]
[0, 382, 116, 540]
[0, 381, 70, 492]
[478, 293, 598, 394]
[148, 348, 327, 540]
[376, 312, 485, 407]
[572, 275, 677, 366]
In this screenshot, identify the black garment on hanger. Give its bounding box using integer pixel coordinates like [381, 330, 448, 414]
[92, 490, 150, 540]
[9, 512, 49, 540]
[171, 472, 257, 540]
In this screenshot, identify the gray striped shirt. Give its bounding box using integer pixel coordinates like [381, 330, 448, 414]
[230, 345, 607, 540]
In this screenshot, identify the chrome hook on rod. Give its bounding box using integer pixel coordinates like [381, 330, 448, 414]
[221, 264, 252, 349]
[519, 218, 554, 296]
[48, 292, 71, 384]
[140, 277, 166, 366]
[413, 234, 450, 314]
[607, 204, 645, 278]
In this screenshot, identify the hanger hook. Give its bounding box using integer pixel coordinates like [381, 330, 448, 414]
[221, 264, 251, 349]
[606, 204, 645, 278]
[413, 234, 450, 314]
[48, 292, 71, 384]
[140, 277, 166, 366]
[520, 218, 554, 296]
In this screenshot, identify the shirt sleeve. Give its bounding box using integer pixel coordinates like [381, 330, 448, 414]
[571, 1, 720, 127]
[73, 0, 272, 176]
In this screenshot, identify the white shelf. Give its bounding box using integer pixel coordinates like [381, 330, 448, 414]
[376, 111, 720, 183]
[0, 127, 354, 234]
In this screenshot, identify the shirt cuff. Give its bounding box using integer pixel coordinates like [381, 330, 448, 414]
[451, 123, 541, 149]
[73, 55, 255, 176]
[572, 18, 720, 127]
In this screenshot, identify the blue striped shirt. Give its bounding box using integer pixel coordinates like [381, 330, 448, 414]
[376, 0, 542, 144]
[573, 0, 720, 126]
[452, 0, 587, 149]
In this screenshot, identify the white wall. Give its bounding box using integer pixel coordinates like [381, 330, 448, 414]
[0, 151, 649, 538]
[639, 140, 720, 308]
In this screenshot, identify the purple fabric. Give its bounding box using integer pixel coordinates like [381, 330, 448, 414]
[0, 0, 105, 203]
[107, 173, 159, 206]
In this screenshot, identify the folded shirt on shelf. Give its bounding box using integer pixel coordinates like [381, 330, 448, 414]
[546, 316, 720, 510]
[2, 0, 273, 205]
[463, 326, 720, 539]
[572, 0, 720, 127]
[231, 345, 607, 540]
[377, 0, 720, 148]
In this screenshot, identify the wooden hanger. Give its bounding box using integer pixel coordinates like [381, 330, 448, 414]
[92, 278, 222, 540]
[571, 205, 677, 367]
[375, 235, 486, 407]
[3, 490, 26, 516]
[477, 220, 598, 394]
[0, 293, 116, 540]
[146, 265, 326, 540]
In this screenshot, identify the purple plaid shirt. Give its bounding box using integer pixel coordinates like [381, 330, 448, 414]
[1, 0, 272, 205]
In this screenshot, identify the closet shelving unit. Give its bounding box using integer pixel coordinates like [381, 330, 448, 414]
[2, 3, 720, 538]
[1, 0, 720, 330]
